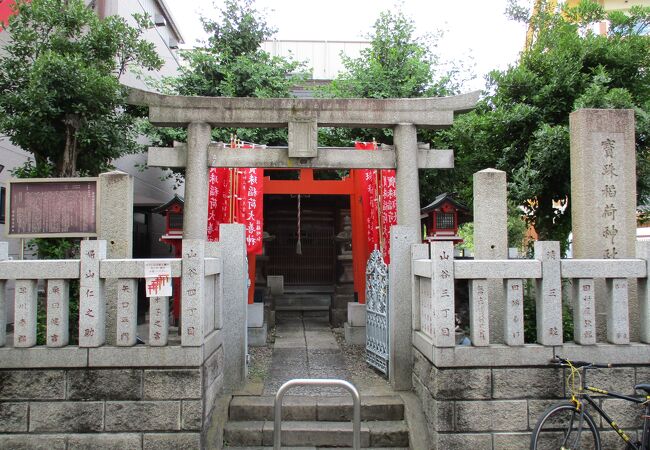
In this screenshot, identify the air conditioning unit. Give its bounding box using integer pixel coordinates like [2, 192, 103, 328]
[154, 13, 166, 27]
[169, 37, 179, 50]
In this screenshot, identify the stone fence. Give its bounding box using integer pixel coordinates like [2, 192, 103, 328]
[411, 239, 650, 449]
[0, 224, 248, 449]
[412, 239, 650, 367]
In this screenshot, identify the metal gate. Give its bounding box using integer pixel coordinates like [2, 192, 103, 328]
[365, 249, 389, 376]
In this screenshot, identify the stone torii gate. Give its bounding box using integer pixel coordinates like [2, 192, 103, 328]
[129, 88, 479, 238]
[129, 88, 478, 388]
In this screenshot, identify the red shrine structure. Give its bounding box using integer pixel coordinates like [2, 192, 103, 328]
[153, 141, 399, 322]
[420, 192, 471, 244]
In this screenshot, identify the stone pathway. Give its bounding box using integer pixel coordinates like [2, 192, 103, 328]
[263, 311, 352, 396]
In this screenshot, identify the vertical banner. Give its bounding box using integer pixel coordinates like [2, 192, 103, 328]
[206, 145, 263, 255]
[354, 142, 397, 263]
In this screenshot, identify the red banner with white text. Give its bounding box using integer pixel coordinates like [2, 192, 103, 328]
[206, 146, 263, 255]
[354, 142, 397, 263]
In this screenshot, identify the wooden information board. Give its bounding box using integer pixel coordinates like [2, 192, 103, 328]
[6, 178, 99, 238]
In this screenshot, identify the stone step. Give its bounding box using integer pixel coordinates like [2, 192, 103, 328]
[275, 294, 331, 311]
[224, 420, 409, 448]
[229, 395, 404, 422]
[224, 447, 409, 449]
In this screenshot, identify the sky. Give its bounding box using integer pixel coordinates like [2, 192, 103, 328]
[166, 0, 529, 91]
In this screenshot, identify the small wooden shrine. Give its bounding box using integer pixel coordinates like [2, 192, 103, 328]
[420, 192, 471, 244]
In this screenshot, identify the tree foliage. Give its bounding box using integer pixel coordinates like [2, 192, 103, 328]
[319, 8, 462, 146]
[153, 0, 304, 147]
[426, 1, 650, 252]
[0, 0, 163, 177]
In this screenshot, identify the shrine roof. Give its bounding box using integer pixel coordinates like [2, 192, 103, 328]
[152, 194, 184, 214]
[421, 192, 470, 214]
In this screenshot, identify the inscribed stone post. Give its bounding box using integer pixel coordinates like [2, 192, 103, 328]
[473, 169, 508, 343]
[46, 280, 69, 347]
[573, 279, 596, 345]
[181, 239, 205, 346]
[13, 279, 37, 347]
[0, 242, 7, 347]
[99, 171, 133, 345]
[79, 240, 107, 347]
[116, 279, 137, 346]
[149, 296, 169, 346]
[469, 279, 489, 346]
[220, 224, 248, 391]
[638, 241, 650, 343]
[570, 109, 637, 340]
[431, 241, 455, 347]
[388, 226, 419, 391]
[607, 279, 630, 344]
[504, 279, 524, 346]
[534, 241, 563, 346]
[411, 243, 429, 332]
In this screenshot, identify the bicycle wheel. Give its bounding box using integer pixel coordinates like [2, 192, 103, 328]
[530, 402, 601, 450]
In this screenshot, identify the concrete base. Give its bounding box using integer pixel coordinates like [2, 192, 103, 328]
[247, 303, 264, 328]
[248, 323, 268, 347]
[347, 302, 366, 326]
[344, 322, 366, 345]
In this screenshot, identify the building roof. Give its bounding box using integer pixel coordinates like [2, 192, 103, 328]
[155, 0, 184, 44]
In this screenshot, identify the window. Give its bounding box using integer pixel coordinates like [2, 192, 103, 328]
[435, 212, 455, 230]
[0, 187, 5, 224]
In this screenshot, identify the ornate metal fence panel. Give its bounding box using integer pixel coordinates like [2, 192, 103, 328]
[365, 249, 389, 376]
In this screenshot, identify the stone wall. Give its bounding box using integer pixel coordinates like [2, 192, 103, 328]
[0, 344, 224, 449]
[413, 348, 648, 450]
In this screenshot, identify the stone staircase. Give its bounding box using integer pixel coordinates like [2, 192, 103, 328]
[223, 394, 410, 449]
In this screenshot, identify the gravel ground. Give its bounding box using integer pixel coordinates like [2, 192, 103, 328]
[332, 327, 390, 387]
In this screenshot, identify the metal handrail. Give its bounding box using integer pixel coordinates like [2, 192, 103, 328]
[273, 378, 361, 450]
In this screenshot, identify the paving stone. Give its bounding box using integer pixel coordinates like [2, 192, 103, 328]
[143, 432, 201, 450]
[0, 434, 67, 450]
[182, 399, 202, 431]
[367, 420, 409, 447]
[455, 400, 528, 432]
[493, 432, 532, 450]
[586, 367, 636, 395]
[437, 432, 492, 449]
[30, 401, 104, 432]
[67, 369, 142, 400]
[230, 396, 317, 421]
[67, 433, 142, 450]
[434, 367, 491, 400]
[224, 420, 264, 446]
[261, 421, 371, 447]
[492, 367, 564, 399]
[0, 370, 64, 400]
[144, 369, 202, 399]
[0, 401, 28, 432]
[105, 400, 180, 431]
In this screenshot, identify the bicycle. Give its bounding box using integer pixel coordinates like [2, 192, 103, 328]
[530, 355, 650, 450]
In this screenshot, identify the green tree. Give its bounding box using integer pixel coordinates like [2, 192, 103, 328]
[0, 0, 163, 177]
[427, 1, 650, 253]
[153, 0, 304, 147]
[320, 8, 462, 146]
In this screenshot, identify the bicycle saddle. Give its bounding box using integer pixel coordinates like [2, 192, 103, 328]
[634, 383, 650, 394]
